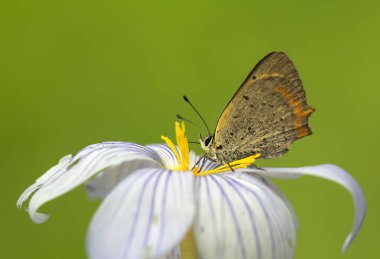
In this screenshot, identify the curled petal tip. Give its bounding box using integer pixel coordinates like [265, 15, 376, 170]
[26, 208, 50, 224]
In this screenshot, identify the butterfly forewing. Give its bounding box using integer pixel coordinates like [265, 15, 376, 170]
[212, 52, 314, 162]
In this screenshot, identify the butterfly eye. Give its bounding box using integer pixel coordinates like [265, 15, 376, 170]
[204, 136, 213, 146]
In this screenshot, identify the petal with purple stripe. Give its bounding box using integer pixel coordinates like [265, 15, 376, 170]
[86, 159, 158, 199]
[244, 164, 366, 252]
[148, 144, 199, 170]
[239, 173, 298, 228]
[87, 168, 195, 259]
[193, 172, 296, 259]
[17, 142, 161, 223]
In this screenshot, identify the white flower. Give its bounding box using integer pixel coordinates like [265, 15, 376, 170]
[17, 122, 366, 259]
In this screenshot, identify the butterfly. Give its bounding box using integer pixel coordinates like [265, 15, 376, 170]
[199, 52, 315, 164]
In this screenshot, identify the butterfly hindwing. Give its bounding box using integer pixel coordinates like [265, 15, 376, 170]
[212, 52, 314, 162]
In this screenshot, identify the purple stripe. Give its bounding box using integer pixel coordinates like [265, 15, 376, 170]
[227, 175, 278, 258]
[108, 168, 149, 222]
[42, 143, 161, 188]
[239, 173, 294, 251]
[219, 176, 227, 253]
[252, 193, 279, 258]
[203, 177, 217, 241]
[221, 175, 262, 259]
[143, 170, 167, 247]
[81, 147, 140, 177]
[123, 169, 160, 258]
[72, 143, 160, 169]
[152, 144, 178, 163]
[156, 171, 172, 251]
[41, 142, 157, 187]
[194, 177, 201, 214]
[209, 175, 247, 259]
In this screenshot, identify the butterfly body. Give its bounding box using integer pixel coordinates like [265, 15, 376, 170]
[200, 52, 314, 164]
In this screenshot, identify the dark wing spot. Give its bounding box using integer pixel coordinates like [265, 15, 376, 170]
[243, 95, 249, 101]
[248, 127, 252, 130]
[252, 75, 256, 80]
[217, 145, 223, 149]
[230, 132, 234, 136]
[233, 115, 239, 119]
[249, 104, 254, 108]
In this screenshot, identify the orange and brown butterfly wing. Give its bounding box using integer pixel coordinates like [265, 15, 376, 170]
[212, 52, 314, 162]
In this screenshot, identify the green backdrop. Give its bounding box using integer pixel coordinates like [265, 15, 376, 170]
[1, 0, 378, 258]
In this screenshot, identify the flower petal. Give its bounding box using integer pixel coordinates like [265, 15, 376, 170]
[194, 172, 296, 259]
[86, 159, 158, 199]
[18, 142, 162, 223]
[17, 154, 72, 209]
[251, 175, 299, 228]
[87, 168, 195, 259]
[244, 164, 366, 252]
[87, 144, 201, 199]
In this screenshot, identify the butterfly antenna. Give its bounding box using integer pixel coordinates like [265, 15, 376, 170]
[176, 114, 205, 132]
[182, 95, 211, 136]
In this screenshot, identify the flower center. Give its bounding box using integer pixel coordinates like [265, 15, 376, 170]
[161, 122, 260, 176]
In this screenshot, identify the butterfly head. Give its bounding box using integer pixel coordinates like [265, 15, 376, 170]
[200, 135, 214, 153]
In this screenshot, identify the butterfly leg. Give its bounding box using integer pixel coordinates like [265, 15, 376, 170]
[191, 155, 205, 171]
[199, 155, 219, 171]
[199, 156, 207, 172]
[249, 163, 266, 171]
[196, 155, 221, 172]
[192, 155, 217, 171]
[217, 153, 235, 172]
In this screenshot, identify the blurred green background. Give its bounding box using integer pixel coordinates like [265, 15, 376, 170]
[1, 0, 378, 258]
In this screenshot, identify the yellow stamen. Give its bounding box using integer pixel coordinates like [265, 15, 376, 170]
[176, 121, 189, 170]
[161, 122, 190, 171]
[162, 122, 260, 174]
[194, 154, 261, 176]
